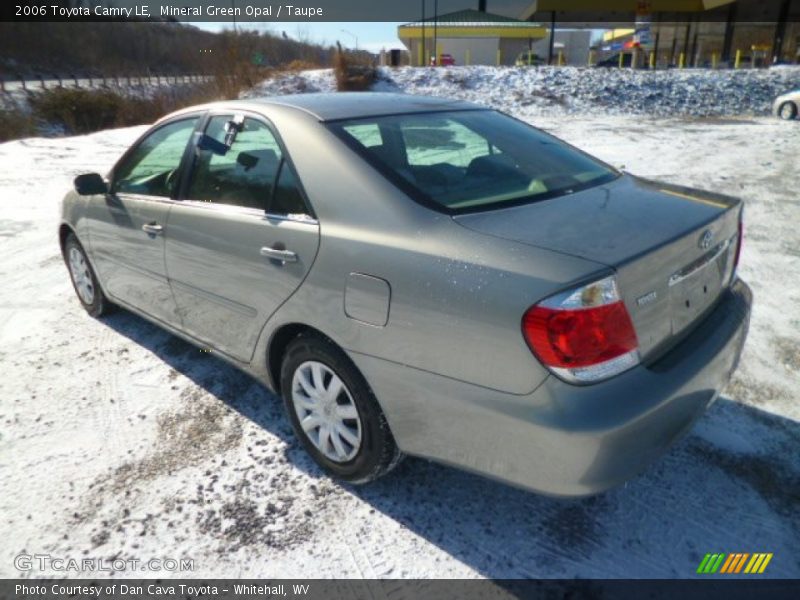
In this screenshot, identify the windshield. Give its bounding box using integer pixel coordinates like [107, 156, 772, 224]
[328, 109, 618, 214]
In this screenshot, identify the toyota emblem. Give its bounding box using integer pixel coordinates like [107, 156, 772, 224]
[699, 230, 713, 250]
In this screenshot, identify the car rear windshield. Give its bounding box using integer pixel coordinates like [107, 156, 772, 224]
[328, 109, 618, 214]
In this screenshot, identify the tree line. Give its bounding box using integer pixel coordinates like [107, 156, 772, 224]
[0, 21, 337, 78]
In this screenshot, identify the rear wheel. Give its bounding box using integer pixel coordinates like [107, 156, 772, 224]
[280, 334, 402, 483]
[778, 101, 798, 121]
[64, 233, 113, 317]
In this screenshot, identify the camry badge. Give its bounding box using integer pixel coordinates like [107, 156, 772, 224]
[699, 229, 714, 250]
[636, 291, 658, 306]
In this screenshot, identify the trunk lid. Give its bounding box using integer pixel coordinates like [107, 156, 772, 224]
[454, 174, 742, 360]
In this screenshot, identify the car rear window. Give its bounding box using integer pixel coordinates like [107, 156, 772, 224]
[329, 110, 618, 214]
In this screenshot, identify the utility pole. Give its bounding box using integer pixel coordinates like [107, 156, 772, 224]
[721, 1, 737, 64]
[682, 16, 692, 67]
[772, 0, 791, 64]
[433, 0, 438, 66]
[340, 29, 358, 51]
[421, 0, 426, 67]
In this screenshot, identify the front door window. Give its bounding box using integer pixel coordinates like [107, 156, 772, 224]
[113, 117, 198, 197]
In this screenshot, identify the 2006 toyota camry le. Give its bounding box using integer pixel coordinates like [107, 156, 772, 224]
[60, 93, 751, 497]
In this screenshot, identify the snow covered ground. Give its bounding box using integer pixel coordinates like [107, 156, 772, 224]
[245, 65, 800, 117]
[1, 71, 799, 579]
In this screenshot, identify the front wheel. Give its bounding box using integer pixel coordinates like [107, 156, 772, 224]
[280, 334, 402, 483]
[64, 233, 113, 317]
[778, 101, 798, 121]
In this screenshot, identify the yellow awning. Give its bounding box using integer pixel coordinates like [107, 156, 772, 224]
[603, 28, 635, 42]
[398, 26, 548, 40]
[527, 0, 734, 13]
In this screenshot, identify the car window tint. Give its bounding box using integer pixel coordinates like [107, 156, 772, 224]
[270, 161, 310, 217]
[401, 117, 492, 168]
[113, 118, 198, 197]
[188, 116, 282, 210]
[330, 110, 617, 213]
[343, 123, 383, 148]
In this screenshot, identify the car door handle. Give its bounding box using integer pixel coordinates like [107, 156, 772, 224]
[260, 246, 298, 263]
[142, 223, 163, 235]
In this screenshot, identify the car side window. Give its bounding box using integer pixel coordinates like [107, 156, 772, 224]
[187, 116, 282, 210]
[113, 118, 198, 197]
[269, 160, 311, 218]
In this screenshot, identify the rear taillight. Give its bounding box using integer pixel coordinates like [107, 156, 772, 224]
[522, 275, 639, 384]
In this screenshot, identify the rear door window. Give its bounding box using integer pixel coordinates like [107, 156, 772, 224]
[187, 116, 283, 210]
[269, 161, 311, 218]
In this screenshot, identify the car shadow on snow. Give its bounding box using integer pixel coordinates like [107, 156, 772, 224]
[102, 309, 800, 579]
[100, 309, 326, 480]
[353, 398, 800, 578]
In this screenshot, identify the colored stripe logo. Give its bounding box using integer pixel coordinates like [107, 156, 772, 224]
[697, 553, 773, 574]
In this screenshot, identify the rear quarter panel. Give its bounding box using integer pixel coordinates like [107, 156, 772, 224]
[253, 109, 608, 395]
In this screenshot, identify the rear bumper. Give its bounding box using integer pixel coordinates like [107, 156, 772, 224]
[352, 278, 752, 497]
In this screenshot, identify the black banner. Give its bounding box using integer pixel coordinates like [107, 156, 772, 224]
[4, 579, 800, 600]
[2, 0, 798, 23]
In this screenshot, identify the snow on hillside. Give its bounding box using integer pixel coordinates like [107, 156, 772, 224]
[1, 72, 799, 579]
[244, 65, 800, 117]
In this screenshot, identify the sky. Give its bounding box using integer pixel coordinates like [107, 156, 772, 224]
[195, 21, 604, 54]
[203, 22, 409, 53]
[190, 0, 535, 53]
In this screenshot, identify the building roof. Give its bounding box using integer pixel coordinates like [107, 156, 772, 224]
[400, 8, 542, 28]
[520, 0, 737, 22]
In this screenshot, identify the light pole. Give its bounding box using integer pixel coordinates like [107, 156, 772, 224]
[433, 0, 438, 66]
[421, 0, 426, 67]
[340, 29, 358, 51]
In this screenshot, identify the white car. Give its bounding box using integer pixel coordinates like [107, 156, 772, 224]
[773, 89, 799, 120]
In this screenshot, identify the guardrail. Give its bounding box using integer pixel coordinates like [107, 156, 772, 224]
[0, 73, 213, 94]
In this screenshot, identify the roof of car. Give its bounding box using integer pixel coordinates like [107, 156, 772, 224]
[233, 92, 486, 121]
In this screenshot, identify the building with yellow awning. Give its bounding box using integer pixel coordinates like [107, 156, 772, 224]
[398, 8, 553, 66]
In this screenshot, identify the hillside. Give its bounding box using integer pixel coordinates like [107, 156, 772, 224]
[0, 21, 333, 77]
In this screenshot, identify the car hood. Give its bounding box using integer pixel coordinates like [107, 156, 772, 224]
[452, 173, 739, 267]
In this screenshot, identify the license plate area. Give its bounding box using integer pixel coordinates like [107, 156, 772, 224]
[669, 241, 731, 334]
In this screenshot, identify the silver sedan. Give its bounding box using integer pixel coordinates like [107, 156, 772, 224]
[60, 93, 751, 496]
[773, 89, 800, 120]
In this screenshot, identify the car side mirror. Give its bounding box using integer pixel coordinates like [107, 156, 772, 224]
[74, 173, 108, 195]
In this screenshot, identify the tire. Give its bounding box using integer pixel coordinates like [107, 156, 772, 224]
[64, 233, 113, 317]
[778, 101, 798, 121]
[280, 333, 402, 484]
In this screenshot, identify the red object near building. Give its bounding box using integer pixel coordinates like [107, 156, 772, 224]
[431, 53, 456, 66]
